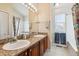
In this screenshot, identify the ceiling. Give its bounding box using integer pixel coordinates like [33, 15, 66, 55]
[55, 3, 75, 14]
[12, 3, 75, 16]
[12, 3, 28, 16]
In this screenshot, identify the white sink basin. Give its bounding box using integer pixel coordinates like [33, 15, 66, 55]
[34, 35, 45, 37]
[2, 40, 30, 50]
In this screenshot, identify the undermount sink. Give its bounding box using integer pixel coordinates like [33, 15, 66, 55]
[2, 40, 30, 50]
[34, 35, 45, 37]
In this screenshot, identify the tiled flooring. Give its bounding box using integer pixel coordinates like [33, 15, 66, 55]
[44, 45, 69, 56]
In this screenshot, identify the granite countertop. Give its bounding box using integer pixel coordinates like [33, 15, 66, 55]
[0, 35, 46, 56]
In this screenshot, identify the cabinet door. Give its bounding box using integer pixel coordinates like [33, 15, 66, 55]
[44, 36, 48, 52]
[28, 42, 40, 56]
[40, 39, 45, 55]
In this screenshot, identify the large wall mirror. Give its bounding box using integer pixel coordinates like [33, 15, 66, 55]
[13, 16, 30, 36]
[0, 11, 9, 38]
[0, 4, 29, 38]
[0, 11, 30, 38]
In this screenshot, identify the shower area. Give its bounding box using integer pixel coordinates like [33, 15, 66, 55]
[54, 13, 66, 46]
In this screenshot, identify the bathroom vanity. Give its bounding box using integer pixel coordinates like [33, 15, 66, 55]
[17, 34, 48, 56]
[0, 34, 49, 56]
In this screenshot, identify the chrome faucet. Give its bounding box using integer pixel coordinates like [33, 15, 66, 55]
[8, 36, 17, 43]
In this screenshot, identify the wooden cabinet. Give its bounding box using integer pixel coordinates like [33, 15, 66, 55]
[17, 35, 49, 56]
[44, 36, 48, 52]
[40, 39, 45, 55]
[28, 42, 40, 56]
[18, 42, 40, 56]
[40, 36, 49, 55]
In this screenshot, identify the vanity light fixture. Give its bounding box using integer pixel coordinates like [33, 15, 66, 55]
[22, 3, 38, 13]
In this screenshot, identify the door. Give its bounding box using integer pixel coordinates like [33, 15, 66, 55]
[54, 14, 66, 45]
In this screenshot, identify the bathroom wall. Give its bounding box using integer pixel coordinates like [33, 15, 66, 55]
[29, 3, 51, 33]
[29, 3, 38, 32]
[0, 4, 24, 38]
[50, 4, 55, 46]
[29, 3, 52, 48]
[37, 3, 51, 33]
[29, 8, 38, 32]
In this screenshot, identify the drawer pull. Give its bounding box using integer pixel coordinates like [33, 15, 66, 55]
[25, 52, 27, 55]
[30, 49, 32, 52]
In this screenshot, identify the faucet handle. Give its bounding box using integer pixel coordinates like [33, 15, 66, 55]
[23, 34, 27, 39]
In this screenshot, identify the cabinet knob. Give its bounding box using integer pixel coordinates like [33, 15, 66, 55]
[30, 49, 32, 52]
[25, 52, 27, 55]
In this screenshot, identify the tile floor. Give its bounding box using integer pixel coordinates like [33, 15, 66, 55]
[44, 45, 69, 56]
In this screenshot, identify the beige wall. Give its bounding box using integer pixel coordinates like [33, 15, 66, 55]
[29, 3, 53, 48]
[29, 3, 51, 33]
[38, 4, 50, 22]
[29, 8, 38, 32]
[0, 4, 24, 37]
